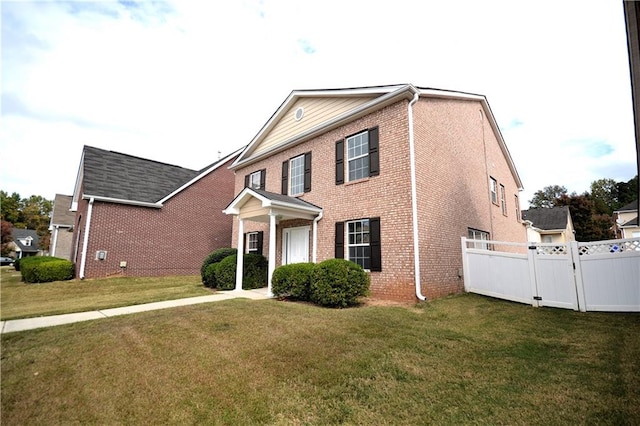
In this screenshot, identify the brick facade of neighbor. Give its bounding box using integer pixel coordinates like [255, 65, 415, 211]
[230, 88, 526, 302]
[73, 157, 235, 279]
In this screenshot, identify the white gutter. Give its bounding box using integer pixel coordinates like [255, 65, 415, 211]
[408, 91, 426, 301]
[83, 194, 162, 209]
[312, 210, 324, 263]
[51, 225, 59, 257]
[79, 197, 94, 280]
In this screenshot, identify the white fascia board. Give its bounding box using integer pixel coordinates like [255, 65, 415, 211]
[158, 147, 242, 204]
[83, 194, 162, 209]
[231, 85, 417, 170]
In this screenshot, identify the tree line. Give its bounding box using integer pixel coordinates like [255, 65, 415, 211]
[1, 191, 53, 256]
[527, 175, 638, 242]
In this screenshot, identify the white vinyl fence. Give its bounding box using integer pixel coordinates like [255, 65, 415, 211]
[461, 237, 640, 312]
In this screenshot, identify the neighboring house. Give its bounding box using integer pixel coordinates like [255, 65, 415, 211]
[9, 229, 41, 259]
[71, 145, 240, 279]
[613, 200, 639, 239]
[49, 194, 75, 260]
[223, 84, 526, 301]
[522, 206, 576, 243]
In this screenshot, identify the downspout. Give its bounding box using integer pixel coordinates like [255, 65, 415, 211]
[408, 91, 426, 301]
[51, 225, 59, 257]
[79, 197, 94, 280]
[312, 210, 324, 263]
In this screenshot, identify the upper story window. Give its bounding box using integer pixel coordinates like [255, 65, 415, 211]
[347, 131, 369, 181]
[489, 177, 498, 205]
[24, 236, 33, 247]
[500, 184, 507, 216]
[468, 228, 490, 250]
[281, 152, 312, 196]
[289, 155, 305, 196]
[515, 194, 521, 222]
[335, 127, 379, 185]
[244, 169, 265, 190]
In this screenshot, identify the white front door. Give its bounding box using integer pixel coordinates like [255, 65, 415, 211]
[283, 226, 310, 265]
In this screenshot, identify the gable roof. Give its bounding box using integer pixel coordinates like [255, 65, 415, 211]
[12, 229, 39, 253]
[72, 146, 241, 207]
[230, 83, 523, 190]
[621, 215, 639, 227]
[614, 200, 638, 213]
[522, 206, 571, 231]
[50, 194, 75, 227]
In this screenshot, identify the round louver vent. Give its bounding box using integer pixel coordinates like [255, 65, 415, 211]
[294, 107, 304, 121]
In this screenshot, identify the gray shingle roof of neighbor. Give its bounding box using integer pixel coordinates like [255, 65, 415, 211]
[82, 146, 201, 203]
[616, 200, 638, 212]
[521, 206, 570, 230]
[51, 194, 75, 227]
[12, 229, 40, 253]
[622, 216, 639, 227]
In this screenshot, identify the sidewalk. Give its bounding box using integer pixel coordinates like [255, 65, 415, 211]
[0, 288, 271, 334]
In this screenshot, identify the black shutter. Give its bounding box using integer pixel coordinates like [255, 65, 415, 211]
[304, 152, 312, 193]
[368, 127, 379, 177]
[369, 217, 382, 272]
[335, 221, 345, 259]
[244, 174, 250, 188]
[256, 231, 264, 255]
[259, 169, 266, 190]
[335, 140, 344, 185]
[243, 233, 247, 254]
[281, 161, 288, 195]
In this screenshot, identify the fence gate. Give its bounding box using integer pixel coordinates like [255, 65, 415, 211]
[461, 237, 640, 312]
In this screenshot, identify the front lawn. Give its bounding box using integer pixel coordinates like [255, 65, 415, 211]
[0, 267, 211, 320]
[2, 293, 638, 424]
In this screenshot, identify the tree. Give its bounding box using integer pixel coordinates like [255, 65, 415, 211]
[1, 220, 13, 257]
[0, 191, 21, 224]
[555, 193, 614, 241]
[616, 175, 638, 207]
[528, 185, 568, 208]
[0, 192, 53, 252]
[590, 178, 618, 215]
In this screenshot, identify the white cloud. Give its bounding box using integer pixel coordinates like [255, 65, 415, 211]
[1, 0, 637, 206]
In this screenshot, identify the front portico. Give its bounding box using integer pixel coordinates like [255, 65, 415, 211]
[223, 188, 323, 296]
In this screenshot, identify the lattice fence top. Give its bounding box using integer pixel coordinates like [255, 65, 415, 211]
[535, 245, 567, 255]
[578, 239, 640, 256]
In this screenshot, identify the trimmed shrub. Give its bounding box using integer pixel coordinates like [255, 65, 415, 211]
[214, 253, 268, 290]
[272, 263, 315, 301]
[310, 259, 370, 308]
[203, 262, 221, 289]
[20, 256, 74, 283]
[13, 258, 21, 271]
[201, 248, 237, 287]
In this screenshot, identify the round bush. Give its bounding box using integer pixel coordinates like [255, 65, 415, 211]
[203, 262, 221, 289]
[20, 256, 74, 283]
[310, 259, 370, 308]
[201, 248, 237, 284]
[214, 253, 268, 290]
[272, 263, 315, 301]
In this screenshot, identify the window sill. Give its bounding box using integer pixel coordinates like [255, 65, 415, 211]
[345, 177, 370, 186]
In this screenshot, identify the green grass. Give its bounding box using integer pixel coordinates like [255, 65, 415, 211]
[2, 292, 639, 425]
[0, 267, 211, 320]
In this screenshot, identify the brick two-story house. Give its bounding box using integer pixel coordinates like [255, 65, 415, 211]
[71, 146, 240, 279]
[224, 84, 526, 302]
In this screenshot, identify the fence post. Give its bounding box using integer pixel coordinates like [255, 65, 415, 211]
[569, 241, 587, 312]
[526, 244, 540, 307]
[461, 237, 471, 292]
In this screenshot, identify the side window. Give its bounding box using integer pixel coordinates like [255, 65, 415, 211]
[489, 177, 498, 205]
[468, 228, 491, 250]
[245, 231, 263, 255]
[282, 152, 311, 195]
[515, 194, 521, 222]
[244, 169, 266, 190]
[500, 184, 507, 216]
[336, 127, 379, 185]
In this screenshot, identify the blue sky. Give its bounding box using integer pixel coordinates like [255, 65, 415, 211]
[1, 0, 637, 207]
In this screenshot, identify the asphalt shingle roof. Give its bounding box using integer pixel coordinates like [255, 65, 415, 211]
[521, 206, 570, 230]
[82, 146, 200, 203]
[252, 189, 322, 210]
[12, 229, 39, 253]
[50, 194, 75, 227]
[616, 200, 638, 212]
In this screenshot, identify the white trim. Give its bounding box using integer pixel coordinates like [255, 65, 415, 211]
[83, 194, 162, 208]
[223, 187, 322, 216]
[235, 218, 244, 291]
[79, 197, 94, 280]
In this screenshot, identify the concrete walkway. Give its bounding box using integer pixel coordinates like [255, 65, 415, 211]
[0, 288, 271, 334]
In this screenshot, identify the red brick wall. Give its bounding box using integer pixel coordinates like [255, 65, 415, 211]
[74, 158, 235, 279]
[231, 96, 526, 302]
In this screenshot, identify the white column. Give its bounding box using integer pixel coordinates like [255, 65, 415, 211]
[235, 218, 244, 291]
[267, 213, 277, 297]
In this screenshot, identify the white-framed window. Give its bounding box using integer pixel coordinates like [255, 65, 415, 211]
[289, 155, 305, 195]
[489, 177, 498, 205]
[347, 219, 371, 270]
[468, 228, 490, 250]
[24, 236, 33, 247]
[500, 184, 507, 216]
[347, 131, 369, 181]
[515, 194, 521, 222]
[247, 232, 259, 253]
[249, 171, 262, 189]
[542, 235, 553, 243]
